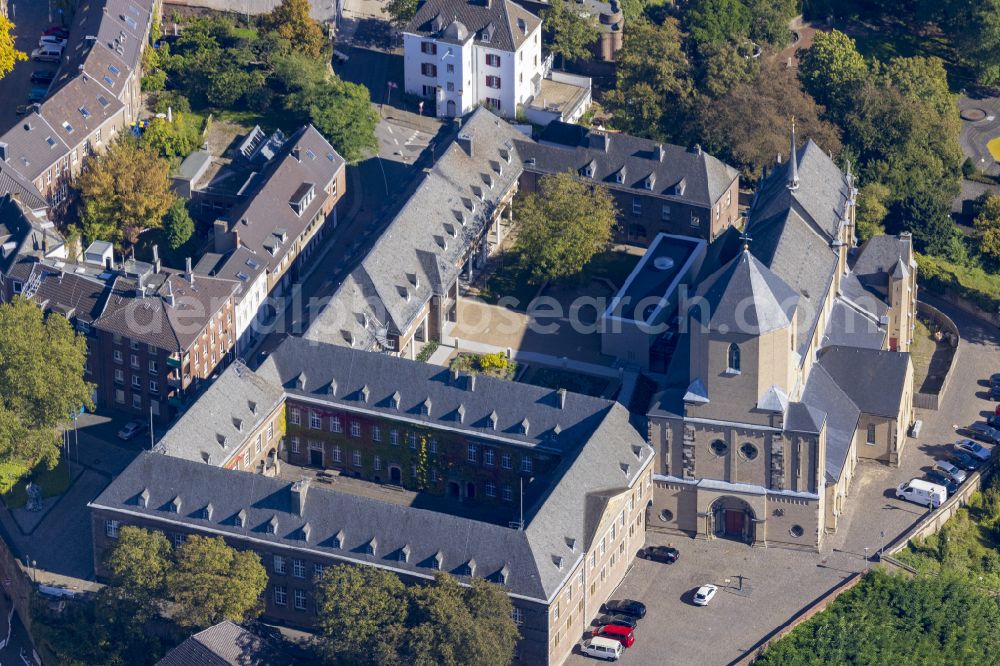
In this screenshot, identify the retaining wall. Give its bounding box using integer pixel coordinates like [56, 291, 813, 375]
[912, 300, 961, 411]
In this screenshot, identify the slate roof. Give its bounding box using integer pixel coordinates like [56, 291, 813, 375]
[816, 346, 911, 419]
[785, 402, 826, 435]
[306, 108, 526, 347]
[23, 263, 114, 325]
[406, 0, 541, 51]
[155, 362, 285, 465]
[747, 139, 849, 359]
[523, 122, 738, 207]
[257, 336, 617, 453]
[800, 364, 860, 484]
[693, 248, 799, 335]
[850, 234, 915, 291]
[94, 400, 650, 602]
[820, 299, 886, 351]
[156, 621, 288, 666]
[217, 126, 344, 294]
[0, 197, 62, 275]
[96, 271, 237, 351]
[0, 163, 47, 212]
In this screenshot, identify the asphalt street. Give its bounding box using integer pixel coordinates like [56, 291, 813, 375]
[0, 0, 58, 133]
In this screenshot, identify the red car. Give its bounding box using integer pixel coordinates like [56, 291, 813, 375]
[995, 404, 1000, 417]
[43, 26, 69, 39]
[596, 624, 635, 648]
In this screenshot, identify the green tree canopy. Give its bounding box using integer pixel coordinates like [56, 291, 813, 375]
[104, 526, 172, 601]
[383, 0, 419, 28]
[0, 298, 93, 492]
[513, 172, 618, 285]
[544, 0, 599, 68]
[260, 0, 327, 60]
[605, 18, 696, 143]
[973, 194, 1000, 263]
[315, 565, 409, 665]
[78, 138, 174, 248]
[694, 41, 759, 98]
[0, 15, 28, 81]
[855, 181, 890, 243]
[166, 535, 268, 629]
[141, 111, 203, 159]
[745, 0, 798, 46]
[684, 0, 751, 48]
[164, 198, 195, 250]
[797, 30, 868, 114]
[304, 79, 379, 164]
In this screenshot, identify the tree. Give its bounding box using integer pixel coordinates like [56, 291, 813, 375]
[77, 138, 174, 248]
[141, 111, 202, 159]
[684, 0, 751, 48]
[0, 298, 93, 492]
[104, 526, 172, 602]
[855, 181, 890, 243]
[797, 30, 868, 114]
[315, 565, 409, 665]
[888, 190, 954, 256]
[936, 0, 1000, 86]
[604, 18, 696, 142]
[406, 575, 518, 666]
[383, 0, 419, 28]
[745, 0, 798, 46]
[694, 41, 758, 98]
[513, 172, 618, 284]
[305, 79, 379, 164]
[973, 194, 1000, 262]
[0, 16, 28, 81]
[544, 0, 599, 69]
[700, 58, 842, 178]
[166, 535, 267, 629]
[164, 198, 195, 250]
[261, 0, 327, 60]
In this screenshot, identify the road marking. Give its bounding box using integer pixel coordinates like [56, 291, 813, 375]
[386, 125, 394, 135]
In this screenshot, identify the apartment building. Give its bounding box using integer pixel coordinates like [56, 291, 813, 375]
[196, 125, 346, 356]
[91, 336, 654, 665]
[0, 0, 158, 212]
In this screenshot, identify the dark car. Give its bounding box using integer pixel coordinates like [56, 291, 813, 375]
[596, 614, 638, 630]
[988, 414, 1000, 429]
[966, 423, 1000, 445]
[949, 451, 981, 472]
[30, 70, 55, 84]
[990, 373, 1000, 387]
[992, 385, 1000, 400]
[640, 545, 679, 564]
[28, 85, 48, 103]
[925, 469, 958, 496]
[601, 599, 646, 619]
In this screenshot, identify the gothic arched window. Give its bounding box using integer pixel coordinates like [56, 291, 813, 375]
[727, 343, 741, 373]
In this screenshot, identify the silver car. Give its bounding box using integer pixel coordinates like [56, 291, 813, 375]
[935, 459, 967, 484]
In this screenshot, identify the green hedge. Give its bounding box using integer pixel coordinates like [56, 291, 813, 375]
[916, 253, 1000, 314]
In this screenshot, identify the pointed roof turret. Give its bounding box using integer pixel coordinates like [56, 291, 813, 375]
[787, 119, 799, 191]
[694, 248, 799, 335]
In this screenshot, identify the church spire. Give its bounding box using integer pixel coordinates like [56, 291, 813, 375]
[787, 118, 799, 191]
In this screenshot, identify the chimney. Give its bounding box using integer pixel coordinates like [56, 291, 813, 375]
[558, 388, 567, 409]
[290, 478, 309, 517]
[589, 131, 608, 152]
[152, 245, 161, 273]
[292, 146, 301, 162]
[136, 272, 145, 298]
[468, 374, 476, 392]
[0, 142, 7, 161]
[164, 280, 175, 307]
[213, 219, 235, 253]
[457, 133, 474, 158]
[185, 257, 194, 284]
[105, 255, 113, 271]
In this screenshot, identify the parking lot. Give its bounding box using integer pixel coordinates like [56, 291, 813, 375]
[0, 0, 61, 132]
[568, 295, 1000, 666]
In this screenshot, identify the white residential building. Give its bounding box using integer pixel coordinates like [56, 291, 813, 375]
[403, 0, 544, 119]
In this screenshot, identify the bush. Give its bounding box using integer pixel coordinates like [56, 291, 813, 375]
[152, 91, 192, 115]
[917, 253, 1000, 314]
[478, 352, 510, 375]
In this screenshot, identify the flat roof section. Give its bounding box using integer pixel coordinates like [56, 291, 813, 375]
[604, 233, 706, 325]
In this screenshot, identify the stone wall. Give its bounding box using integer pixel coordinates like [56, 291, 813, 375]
[912, 300, 961, 411]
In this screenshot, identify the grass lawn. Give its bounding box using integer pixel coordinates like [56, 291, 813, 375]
[479, 249, 640, 311]
[988, 137, 1000, 162]
[2, 460, 72, 510]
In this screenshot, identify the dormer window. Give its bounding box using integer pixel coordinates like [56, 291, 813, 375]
[399, 544, 411, 563]
[520, 418, 530, 435]
[235, 509, 247, 527]
[201, 503, 213, 520]
[432, 551, 444, 570]
[391, 391, 401, 409]
[365, 538, 377, 556]
[644, 173, 655, 191]
[674, 178, 686, 196]
[170, 496, 182, 514]
[487, 411, 497, 430]
[462, 559, 476, 577]
[266, 515, 278, 534]
[497, 564, 510, 585]
[421, 398, 432, 416]
[581, 161, 595, 178]
[615, 168, 626, 184]
[333, 530, 345, 549]
[289, 183, 316, 216]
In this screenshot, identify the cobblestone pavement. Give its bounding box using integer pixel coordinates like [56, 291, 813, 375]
[567, 296, 1000, 666]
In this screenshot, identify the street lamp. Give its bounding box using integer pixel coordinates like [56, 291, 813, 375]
[864, 547, 869, 572]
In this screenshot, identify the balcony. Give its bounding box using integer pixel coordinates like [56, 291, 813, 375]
[167, 354, 181, 368]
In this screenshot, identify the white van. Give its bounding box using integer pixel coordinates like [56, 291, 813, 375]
[896, 478, 947, 508]
[581, 636, 623, 661]
[31, 44, 64, 62]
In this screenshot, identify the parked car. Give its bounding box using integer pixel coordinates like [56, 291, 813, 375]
[988, 415, 1000, 429]
[30, 69, 55, 84]
[15, 103, 39, 116]
[581, 636, 623, 661]
[934, 459, 968, 485]
[693, 584, 718, 606]
[600, 599, 646, 619]
[956, 439, 992, 461]
[965, 422, 1000, 445]
[995, 404, 1000, 417]
[595, 614, 637, 630]
[31, 45, 63, 62]
[38, 35, 67, 47]
[897, 479, 947, 508]
[950, 451, 982, 472]
[992, 385, 1000, 400]
[28, 85, 48, 103]
[117, 421, 147, 441]
[596, 624, 635, 648]
[639, 545, 679, 564]
[925, 470, 958, 496]
[43, 25, 69, 37]
[990, 372, 1000, 387]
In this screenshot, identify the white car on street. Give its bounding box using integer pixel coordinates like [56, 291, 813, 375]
[693, 584, 718, 606]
